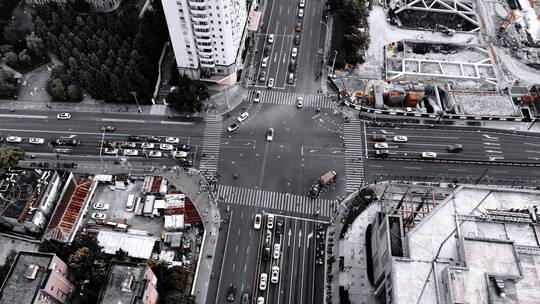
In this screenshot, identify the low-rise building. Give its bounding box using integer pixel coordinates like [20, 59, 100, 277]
[0, 170, 64, 236]
[0, 251, 74, 304]
[369, 184, 540, 303]
[98, 261, 159, 304]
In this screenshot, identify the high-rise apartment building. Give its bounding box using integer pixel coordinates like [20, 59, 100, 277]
[162, 0, 248, 84]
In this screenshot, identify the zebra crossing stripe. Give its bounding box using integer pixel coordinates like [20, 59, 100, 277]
[217, 185, 336, 218]
[343, 119, 366, 193]
[199, 117, 223, 175]
[250, 89, 332, 109]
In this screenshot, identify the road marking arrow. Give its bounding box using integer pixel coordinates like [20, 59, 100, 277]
[288, 229, 292, 246]
[307, 232, 313, 248]
[298, 230, 302, 248]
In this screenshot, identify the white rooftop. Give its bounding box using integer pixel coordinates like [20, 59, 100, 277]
[97, 230, 156, 259]
[390, 185, 540, 304]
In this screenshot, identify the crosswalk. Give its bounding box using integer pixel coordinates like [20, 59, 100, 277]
[217, 185, 337, 218]
[199, 116, 223, 175]
[343, 118, 366, 193]
[247, 90, 333, 109]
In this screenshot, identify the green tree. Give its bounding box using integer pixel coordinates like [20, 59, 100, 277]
[18, 49, 31, 67]
[3, 21, 26, 48]
[0, 68, 18, 99]
[67, 84, 82, 101]
[26, 32, 46, 57]
[48, 78, 67, 101]
[0, 147, 24, 175]
[3, 51, 18, 66]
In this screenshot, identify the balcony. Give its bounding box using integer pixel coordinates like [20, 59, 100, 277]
[200, 58, 215, 68]
[189, 5, 206, 12]
[188, 0, 206, 4]
[191, 15, 208, 24]
[192, 21, 210, 30]
[196, 47, 213, 57]
[195, 34, 211, 42]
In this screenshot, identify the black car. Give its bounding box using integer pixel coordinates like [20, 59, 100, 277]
[289, 59, 297, 72]
[128, 135, 147, 142]
[259, 71, 267, 82]
[276, 219, 284, 234]
[178, 143, 191, 151]
[264, 45, 271, 56]
[101, 125, 115, 132]
[226, 285, 237, 302]
[52, 138, 80, 146]
[263, 246, 271, 261]
[148, 136, 161, 143]
[294, 35, 300, 45]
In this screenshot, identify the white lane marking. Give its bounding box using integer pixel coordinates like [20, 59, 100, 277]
[0, 114, 48, 119]
[402, 143, 450, 147]
[524, 142, 540, 147]
[491, 170, 508, 174]
[102, 118, 145, 123]
[448, 168, 467, 172]
[369, 165, 383, 168]
[160, 121, 195, 125]
[403, 166, 422, 170]
[525, 150, 540, 154]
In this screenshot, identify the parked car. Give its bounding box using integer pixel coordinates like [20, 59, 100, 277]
[261, 56, 268, 68]
[141, 142, 155, 149]
[121, 142, 137, 148]
[56, 112, 71, 120]
[228, 124, 239, 132]
[267, 214, 274, 229]
[103, 148, 118, 155]
[93, 202, 110, 210]
[159, 143, 174, 151]
[267, 34, 274, 43]
[295, 23, 303, 32]
[91, 212, 107, 220]
[275, 219, 284, 234]
[289, 59, 297, 72]
[374, 143, 388, 149]
[264, 45, 271, 56]
[259, 273, 268, 290]
[268, 78, 274, 88]
[123, 149, 139, 156]
[291, 47, 298, 58]
[298, 8, 304, 18]
[294, 35, 300, 45]
[259, 71, 267, 82]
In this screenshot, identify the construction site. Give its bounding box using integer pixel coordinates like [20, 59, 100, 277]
[365, 181, 540, 303]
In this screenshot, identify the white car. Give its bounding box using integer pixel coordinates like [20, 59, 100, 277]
[257, 297, 265, 304]
[261, 57, 268, 68]
[422, 152, 437, 158]
[56, 112, 71, 120]
[374, 143, 388, 149]
[159, 143, 174, 150]
[6, 136, 22, 143]
[149, 151, 162, 158]
[93, 202, 110, 210]
[237, 112, 249, 122]
[266, 128, 274, 142]
[254, 214, 262, 229]
[268, 78, 274, 88]
[267, 34, 274, 44]
[228, 124, 239, 132]
[103, 148, 118, 155]
[393, 136, 408, 143]
[267, 214, 274, 229]
[270, 266, 279, 284]
[173, 150, 188, 158]
[91, 212, 107, 220]
[297, 97, 303, 108]
[141, 142, 154, 149]
[254, 90, 261, 103]
[291, 47, 298, 58]
[29, 138, 45, 145]
[165, 137, 179, 144]
[123, 149, 139, 156]
[298, 8, 304, 18]
[299, 0, 305, 8]
[259, 273, 268, 290]
[273, 243, 281, 259]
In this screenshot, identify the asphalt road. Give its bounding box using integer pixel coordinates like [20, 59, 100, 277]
[251, 0, 324, 92]
[366, 126, 540, 163]
[219, 103, 346, 198]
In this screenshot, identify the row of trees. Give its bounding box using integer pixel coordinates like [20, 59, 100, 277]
[334, 0, 369, 65]
[33, 1, 168, 102]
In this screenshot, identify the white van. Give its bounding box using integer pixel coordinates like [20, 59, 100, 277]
[299, 0, 305, 8]
[126, 194, 136, 212]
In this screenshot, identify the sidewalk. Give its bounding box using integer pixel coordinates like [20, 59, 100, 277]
[326, 190, 377, 304]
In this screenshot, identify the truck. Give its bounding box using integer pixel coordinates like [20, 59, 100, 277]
[309, 171, 337, 199]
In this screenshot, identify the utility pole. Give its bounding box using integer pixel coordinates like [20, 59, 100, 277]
[475, 168, 488, 185]
[527, 117, 538, 130]
[130, 91, 142, 113]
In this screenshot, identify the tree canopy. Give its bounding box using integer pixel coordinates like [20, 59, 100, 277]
[167, 75, 209, 113]
[0, 146, 24, 175]
[0, 67, 18, 99]
[34, 0, 168, 103]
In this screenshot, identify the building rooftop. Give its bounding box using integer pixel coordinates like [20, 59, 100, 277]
[97, 231, 156, 259]
[98, 262, 158, 304]
[377, 184, 540, 304]
[0, 251, 73, 304]
[44, 175, 94, 242]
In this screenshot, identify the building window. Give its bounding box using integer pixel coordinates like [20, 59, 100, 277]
[221, 48, 224, 51]
[218, 21, 221, 24]
[220, 35, 223, 38]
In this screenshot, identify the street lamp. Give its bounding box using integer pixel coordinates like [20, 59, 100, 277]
[130, 91, 142, 113]
[331, 50, 338, 77]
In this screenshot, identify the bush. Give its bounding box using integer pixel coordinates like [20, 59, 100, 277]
[0, 67, 18, 99]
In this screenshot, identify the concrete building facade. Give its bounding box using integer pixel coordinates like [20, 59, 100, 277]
[161, 0, 248, 84]
[368, 183, 540, 304]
